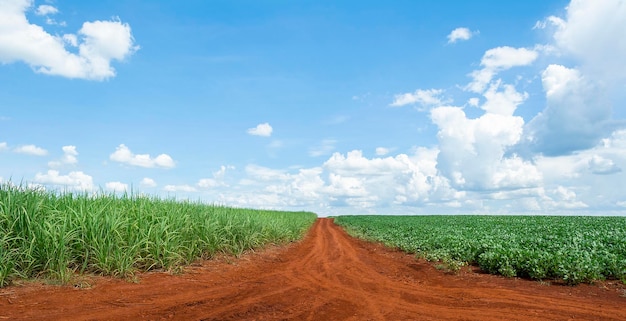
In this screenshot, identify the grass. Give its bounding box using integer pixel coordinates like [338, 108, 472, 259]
[0, 182, 316, 287]
[335, 215, 626, 285]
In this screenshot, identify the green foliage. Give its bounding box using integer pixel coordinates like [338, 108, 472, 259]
[0, 182, 316, 287]
[335, 215, 626, 285]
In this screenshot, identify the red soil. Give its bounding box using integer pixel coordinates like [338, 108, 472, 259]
[0, 218, 624, 320]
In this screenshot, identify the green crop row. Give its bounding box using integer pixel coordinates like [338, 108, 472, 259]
[335, 215, 626, 285]
[0, 182, 316, 287]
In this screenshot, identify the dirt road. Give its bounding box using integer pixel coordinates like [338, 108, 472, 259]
[1, 218, 624, 320]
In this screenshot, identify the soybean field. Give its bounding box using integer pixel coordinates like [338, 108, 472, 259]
[334, 215, 626, 284]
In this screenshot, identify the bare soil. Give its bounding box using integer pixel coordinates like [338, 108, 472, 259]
[0, 218, 624, 320]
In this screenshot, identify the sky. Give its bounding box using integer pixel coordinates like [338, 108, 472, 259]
[1, 0, 626, 216]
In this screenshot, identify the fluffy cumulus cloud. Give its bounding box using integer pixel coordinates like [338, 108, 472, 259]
[466, 46, 538, 93]
[480, 81, 528, 116]
[33, 170, 94, 191]
[522, 64, 618, 156]
[247, 123, 273, 137]
[322, 150, 440, 206]
[217, 148, 463, 213]
[430, 106, 541, 191]
[105, 181, 128, 192]
[222, 166, 326, 209]
[48, 145, 78, 167]
[140, 177, 157, 187]
[14, 144, 47, 156]
[521, 0, 626, 157]
[375, 147, 390, 156]
[545, 0, 626, 81]
[447, 27, 477, 43]
[109, 144, 175, 168]
[0, 0, 138, 80]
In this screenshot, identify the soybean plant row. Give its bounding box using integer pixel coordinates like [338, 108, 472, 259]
[0, 183, 316, 287]
[335, 215, 626, 285]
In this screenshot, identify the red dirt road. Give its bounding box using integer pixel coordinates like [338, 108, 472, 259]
[1, 218, 625, 320]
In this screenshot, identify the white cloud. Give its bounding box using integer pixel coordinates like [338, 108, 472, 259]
[288, 167, 327, 202]
[520, 0, 626, 158]
[534, 154, 586, 180]
[62, 34, 77, 47]
[480, 80, 528, 116]
[467, 97, 480, 107]
[234, 166, 327, 208]
[547, 186, 588, 209]
[207, 146, 452, 212]
[14, 144, 47, 156]
[275, 148, 460, 210]
[33, 170, 94, 191]
[48, 145, 78, 167]
[0, 142, 7, 151]
[0, 0, 138, 80]
[322, 150, 444, 206]
[35, 4, 58, 16]
[140, 177, 157, 187]
[431, 105, 541, 191]
[196, 136, 626, 213]
[375, 147, 390, 156]
[247, 123, 273, 137]
[390, 88, 446, 108]
[105, 181, 128, 192]
[447, 27, 476, 43]
[467, 46, 538, 93]
[221, 149, 443, 211]
[197, 178, 220, 188]
[325, 173, 369, 200]
[480, 46, 539, 70]
[531, 128, 626, 210]
[533, 16, 565, 30]
[588, 155, 621, 175]
[109, 144, 175, 168]
[197, 165, 233, 188]
[324, 150, 415, 176]
[549, 0, 626, 81]
[163, 184, 197, 193]
[522, 64, 616, 156]
[309, 139, 337, 157]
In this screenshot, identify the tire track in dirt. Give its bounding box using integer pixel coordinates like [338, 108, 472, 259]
[0, 218, 624, 320]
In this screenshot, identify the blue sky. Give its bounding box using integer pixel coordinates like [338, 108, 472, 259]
[2, 0, 626, 215]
